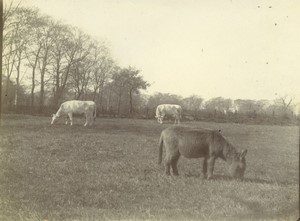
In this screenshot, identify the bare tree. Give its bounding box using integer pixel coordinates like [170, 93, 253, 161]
[274, 95, 294, 117]
[12, 7, 37, 107]
[205, 97, 232, 115]
[51, 26, 85, 107]
[182, 95, 204, 118]
[36, 16, 56, 112]
[24, 8, 44, 109]
[110, 67, 127, 115]
[69, 31, 93, 100]
[90, 41, 114, 109]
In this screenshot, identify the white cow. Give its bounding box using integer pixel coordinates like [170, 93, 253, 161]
[291, 103, 300, 118]
[51, 100, 96, 126]
[228, 103, 239, 114]
[155, 104, 182, 124]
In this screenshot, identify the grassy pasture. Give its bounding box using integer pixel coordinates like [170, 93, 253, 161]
[0, 114, 298, 221]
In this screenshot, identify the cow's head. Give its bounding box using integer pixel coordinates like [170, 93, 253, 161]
[229, 149, 247, 179]
[51, 114, 59, 125]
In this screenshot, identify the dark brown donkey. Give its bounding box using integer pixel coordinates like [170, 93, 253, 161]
[158, 126, 247, 179]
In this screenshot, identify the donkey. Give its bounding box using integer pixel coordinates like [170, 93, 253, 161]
[158, 126, 247, 179]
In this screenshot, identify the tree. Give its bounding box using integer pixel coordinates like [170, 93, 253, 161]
[109, 67, 149, 116]
[12, 7, 36, 107]
[0, 0, 3, 119]
[51, 25, 81, 107]
[89, 41, 114, 109]
[274, 95, 294, 117]
[24, 8, 44, 108]
[125, 67, 149, 115]
[182, 95, 204, 118]
[37, 16, 55, 112]
[2, 3, 18, 107]
[205, 97, 232, 115]
[69, 31, 93, 100]
[110, 67, 129, 115]
[147, 93, 182, 108]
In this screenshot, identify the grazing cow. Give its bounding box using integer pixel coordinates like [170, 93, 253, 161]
[291, 103, 300, 118]
[51, 100, 96, 126]
[158, 126, 247, 179]
[155, 104, 182, 124]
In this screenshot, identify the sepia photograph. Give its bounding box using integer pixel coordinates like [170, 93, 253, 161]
[0, 0, 299, 220]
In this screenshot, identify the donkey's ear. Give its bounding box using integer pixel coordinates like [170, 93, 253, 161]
[240, 149, 247, 159]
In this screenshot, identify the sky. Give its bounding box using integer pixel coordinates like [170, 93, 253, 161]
[9, 0, 300, 101]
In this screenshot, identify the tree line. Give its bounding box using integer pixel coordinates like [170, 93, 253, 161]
[2, 4, 149, 116]
[2, 4, 298, 125]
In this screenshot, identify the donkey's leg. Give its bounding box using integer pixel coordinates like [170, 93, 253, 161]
[201, 158, 208, 178]
[207, 156, 216, 179]
[171, 153, 180, 176]
[165, 158, 171, 176]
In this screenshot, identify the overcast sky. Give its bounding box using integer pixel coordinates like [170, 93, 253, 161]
[11, 0, 300, 101]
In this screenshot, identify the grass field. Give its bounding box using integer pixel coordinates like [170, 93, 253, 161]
[0, 114, 298, 221]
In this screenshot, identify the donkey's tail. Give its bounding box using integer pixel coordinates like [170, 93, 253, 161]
[158, 133, 164, 164]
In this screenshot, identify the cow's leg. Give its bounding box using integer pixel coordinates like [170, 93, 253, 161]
[89, 113, 93, 126]
[207, 156, 216, 179]
[68, 113, 73, 126]
[84, 113, 88, 127]
[201, 158, 208, 178]
[160, 115, 164, 124]
[158, 116, 161, 124]
[65, 116, 69, 125]
[171, 153, 180, 176]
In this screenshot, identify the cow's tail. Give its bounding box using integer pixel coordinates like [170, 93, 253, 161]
[158, 133, 164, 164]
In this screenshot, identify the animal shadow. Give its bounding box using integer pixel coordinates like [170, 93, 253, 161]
[183, 173, 290, 185]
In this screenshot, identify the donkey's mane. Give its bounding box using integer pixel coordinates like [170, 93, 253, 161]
[220, 135, 239, 161]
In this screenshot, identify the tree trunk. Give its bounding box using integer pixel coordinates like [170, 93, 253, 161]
[31, 68, 35, 108]
[98, 87, 104, 111]
[39, 72, 44, 113]
[129, 89, 133, 115]
[14, 54, 21, 107]
[117, 91, 122, 116]
[0, 1, 3, 122]
[106, 87, 111, 112]
[92, 87, 97, 102]
[31, 46, 41, 109]
[39, 49, 48, 113]
[5, 57, 15, 107]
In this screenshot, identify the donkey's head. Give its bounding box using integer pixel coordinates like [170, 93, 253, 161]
[229, 149, 247, 179]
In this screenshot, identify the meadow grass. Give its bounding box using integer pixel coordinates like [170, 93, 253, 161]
[0, 114, 298, 221]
